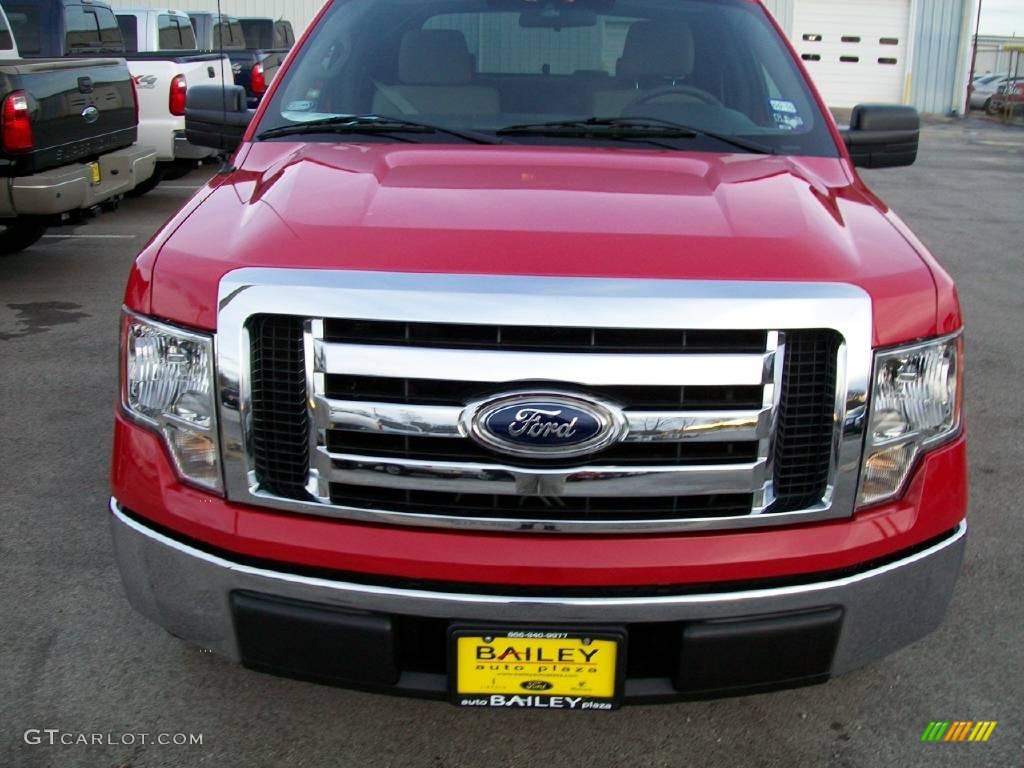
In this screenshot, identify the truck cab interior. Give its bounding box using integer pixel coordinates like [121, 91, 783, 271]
[269, 0, 836, 155]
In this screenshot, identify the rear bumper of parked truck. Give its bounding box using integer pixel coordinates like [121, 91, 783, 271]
[109, 496, 966, 702]
[0, 146, 157, 217]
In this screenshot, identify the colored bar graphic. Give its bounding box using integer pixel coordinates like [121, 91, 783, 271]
[921, 721, 996, 742]
[921, 721, 950, 741]
[969, 722, 998, 742]
[945, 721, 972, 741]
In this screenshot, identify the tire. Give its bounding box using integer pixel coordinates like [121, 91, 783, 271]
[0, 220, 47, 255]
[985, 98, 998, 115]
[125, 166, 164, 198]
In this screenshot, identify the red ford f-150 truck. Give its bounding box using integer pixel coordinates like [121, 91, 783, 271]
[111, 0, 966, 708]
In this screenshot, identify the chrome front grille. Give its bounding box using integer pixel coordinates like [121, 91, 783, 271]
[217, 270, 872, 533]
[311, 320, 778, 518]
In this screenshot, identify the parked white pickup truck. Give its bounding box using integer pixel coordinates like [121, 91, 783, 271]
[115, 8, 232, 192]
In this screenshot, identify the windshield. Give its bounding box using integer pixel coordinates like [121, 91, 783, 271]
[259, 0, 837, 155]
[240, 19, 273, 48]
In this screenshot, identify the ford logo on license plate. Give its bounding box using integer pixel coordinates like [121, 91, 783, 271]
[463, 392, 625, 459]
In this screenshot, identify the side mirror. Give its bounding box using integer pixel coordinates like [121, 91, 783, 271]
[840, 104, 919, 169]
[185, 85, 253, 154]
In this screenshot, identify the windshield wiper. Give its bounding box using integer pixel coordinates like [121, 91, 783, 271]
[497, 116, 774, 154]
[257, 114, 503, 144]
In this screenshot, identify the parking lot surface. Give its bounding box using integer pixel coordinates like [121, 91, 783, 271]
[2, 120, 1023, 768]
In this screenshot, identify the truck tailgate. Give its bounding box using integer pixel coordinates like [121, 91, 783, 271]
[124, 54, 229, 161]
[174, 54, 231, 89]
[0, 57, 135, 174]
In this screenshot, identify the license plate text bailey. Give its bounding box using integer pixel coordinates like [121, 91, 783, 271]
[451, 629, 625, 710]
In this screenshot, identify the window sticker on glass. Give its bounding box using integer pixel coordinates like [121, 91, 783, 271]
[769, 99, 804, 130]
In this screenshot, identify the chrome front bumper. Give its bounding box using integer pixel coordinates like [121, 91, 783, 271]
[110, 499, 966, 697]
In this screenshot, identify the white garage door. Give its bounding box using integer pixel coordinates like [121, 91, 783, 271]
[792, 0, 912, 108]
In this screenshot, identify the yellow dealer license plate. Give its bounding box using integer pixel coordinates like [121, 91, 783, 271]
[89, 162, 101, 184]
[450, 628, 625, 710]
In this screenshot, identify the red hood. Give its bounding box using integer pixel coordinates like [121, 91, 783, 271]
[138, 142, 954, 344]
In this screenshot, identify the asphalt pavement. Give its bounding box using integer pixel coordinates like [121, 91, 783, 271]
[1, 120, 1022, 768]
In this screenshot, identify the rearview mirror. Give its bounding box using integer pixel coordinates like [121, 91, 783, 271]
[841, 104, 919, 169]
[185, 85, 253, 154]
[519, 8, 597, 28]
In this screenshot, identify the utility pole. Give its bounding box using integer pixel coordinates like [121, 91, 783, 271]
[967, 0, 984, 108]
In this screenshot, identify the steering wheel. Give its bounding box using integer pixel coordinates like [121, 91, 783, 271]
[623, 85, 723, 112]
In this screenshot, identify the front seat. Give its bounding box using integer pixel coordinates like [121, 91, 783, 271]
[373, 30, 500, 116]
[592, 20, 696, 117]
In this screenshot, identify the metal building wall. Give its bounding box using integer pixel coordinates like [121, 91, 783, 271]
[973, 34, 1024, 75]
[106, 0, 327, 36]
[763, 0, 974, 115]
[908, 0, 974, 114]
[760, 0, 795, 34]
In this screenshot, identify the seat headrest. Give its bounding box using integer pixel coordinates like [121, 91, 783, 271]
[399, 30, 474, 85]
[618, 20, 695, 79]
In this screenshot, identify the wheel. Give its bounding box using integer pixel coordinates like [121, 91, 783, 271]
[0, 219, 47, 255]
[622, 85, 724, 114]
[125, 166, 164, 198]
[985, 98, 998, 116]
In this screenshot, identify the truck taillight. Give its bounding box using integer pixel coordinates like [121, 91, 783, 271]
[169, 74, 187, 117]
[2, 91, 33, 153]
[251, 63, 267, 95]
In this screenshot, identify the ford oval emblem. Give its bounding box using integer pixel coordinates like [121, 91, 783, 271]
[463, 392, 625, 459]
[520, 680, 554, 691]
[81, 106, 99, 124]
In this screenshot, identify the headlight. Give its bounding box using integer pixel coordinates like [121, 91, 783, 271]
[121, 310, 222, 493]
[858, 333, 963, 506]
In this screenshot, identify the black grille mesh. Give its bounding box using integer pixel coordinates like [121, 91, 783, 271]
[249, 315, 309, 499]
[324, 319, 767, 354]
[770, 330, 842, 512]
[329, 485, 754, 521]
[326, 430, 757, 468]
[324, 375, 763, 411]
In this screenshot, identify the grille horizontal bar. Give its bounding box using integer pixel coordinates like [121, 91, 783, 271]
[315, 341, 772, 387]
[323, 318, 768, 354]
[323, 375, 765, 410]
[314, 396, 769, 443]
[325, 430, 759, 467]
[318, 449, 767, 497]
